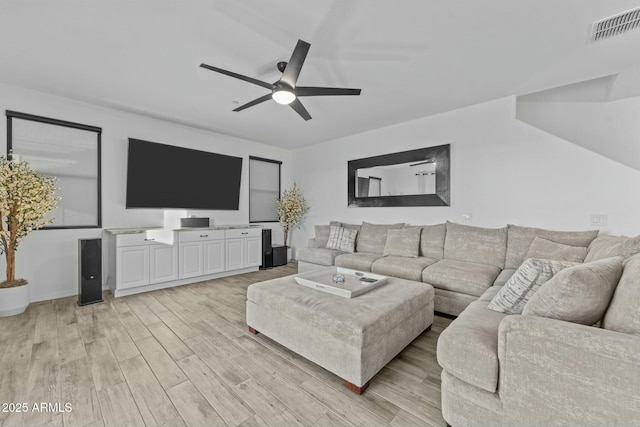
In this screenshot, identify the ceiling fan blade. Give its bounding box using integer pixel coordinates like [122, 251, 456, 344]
[233, 94, 272, 112]
[280, 39, 311, 88]
[289, 98, 312, 121]
[200, 63, 273, 89]
[295, 87, 361, 97]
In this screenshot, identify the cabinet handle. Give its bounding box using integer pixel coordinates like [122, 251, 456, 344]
[200, 234, 209, 238]
[144, 238, 155, 241]
[241, 232, 248, 235]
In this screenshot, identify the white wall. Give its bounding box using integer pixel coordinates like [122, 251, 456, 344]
[0, 83, 292, 302]
[291, 96, 640, 253]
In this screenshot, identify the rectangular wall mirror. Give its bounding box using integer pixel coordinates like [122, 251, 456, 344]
[348, 144, 450, 207]
[7, 111, 102, 228]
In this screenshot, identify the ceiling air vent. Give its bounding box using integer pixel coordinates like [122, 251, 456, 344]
[592, 7, 640, 41]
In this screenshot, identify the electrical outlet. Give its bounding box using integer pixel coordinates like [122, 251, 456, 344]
[462, 213, 473, 224]
[590, 214, 608, 226]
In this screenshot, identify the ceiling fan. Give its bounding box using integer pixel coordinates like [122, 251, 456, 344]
[200, 39, 361, 121]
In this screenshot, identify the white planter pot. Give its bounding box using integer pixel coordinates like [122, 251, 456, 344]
[0, 283, 30, 317]
[287, 247, 292, 262]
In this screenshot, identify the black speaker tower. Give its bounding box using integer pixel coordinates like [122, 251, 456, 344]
[260, 229, 273, 269]
[78, 238, 104, 306]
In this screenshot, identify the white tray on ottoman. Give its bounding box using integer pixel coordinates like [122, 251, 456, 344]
[295, 267, 389, 298]
[246, 266, 435, 394]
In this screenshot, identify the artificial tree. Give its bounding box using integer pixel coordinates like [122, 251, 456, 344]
[276, 183, 309, 247]
[0, 156, 58, 287]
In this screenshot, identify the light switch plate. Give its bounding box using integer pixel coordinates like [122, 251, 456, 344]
[462, 213, 473, 224]
[590, 214, 608, 226]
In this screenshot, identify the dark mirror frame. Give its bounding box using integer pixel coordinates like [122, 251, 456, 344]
[348, 144, 450, 207]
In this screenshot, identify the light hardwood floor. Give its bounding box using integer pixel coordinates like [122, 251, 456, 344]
[0, 263, 451, 427]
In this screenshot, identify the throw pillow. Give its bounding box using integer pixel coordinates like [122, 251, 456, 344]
[488, 258, 576, 314]
[383, 228, 421, 258]
[522, 256, 623, 325]
[314, 225, 331, 247]
[325, 226, 358, 253]
[585, 234, 640, 263]
[525, 237, 588, 263]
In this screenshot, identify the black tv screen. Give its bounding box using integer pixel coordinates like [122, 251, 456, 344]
[126, 138, 243, 210]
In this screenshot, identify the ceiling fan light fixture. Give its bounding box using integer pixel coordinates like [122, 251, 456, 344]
[272, 89, 296, 105]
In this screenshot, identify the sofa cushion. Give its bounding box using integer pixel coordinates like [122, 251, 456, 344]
[314, 225, 332, 248]
[383, 228, 420, 258]
[585, 234, 640, 263]
[488, 258, 576, 315]
[523, 257, 623, 325]
[444, 222, 507, 269]
[493, 268, 516, 287]
[413, 223, 446, 260]
[505, 224, 598, 269]
[437, 300, 507, 393]
[335, 252, 384, 272]
[356, 222, 405, 254]
[422, 259, 501, 297]
[326, 226, 358, 253]
[526, 237, 587, 263]
[603, 253, 640, 336]
[372, 256, 438, 282]
[479, 286, 502, 302]
[297, 247, 345, 266]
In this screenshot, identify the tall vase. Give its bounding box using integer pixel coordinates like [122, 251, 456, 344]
[287, 246, 292, 262]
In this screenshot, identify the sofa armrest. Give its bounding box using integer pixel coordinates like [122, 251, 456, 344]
[498, 316, 640, 426]
[308, 238, 322, 248]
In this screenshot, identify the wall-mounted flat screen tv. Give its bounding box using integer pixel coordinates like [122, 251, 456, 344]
[126, 138, 243, 210]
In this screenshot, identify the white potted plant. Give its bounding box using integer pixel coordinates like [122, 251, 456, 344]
[276, 183, 309, 260]
[0, 156, 58, 317]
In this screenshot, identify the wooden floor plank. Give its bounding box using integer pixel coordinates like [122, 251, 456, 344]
[148, 321, 194, 361]
[119, 355, 179, 426]
[60, 358, 102, 427]
[135, 336, 187, 390]
[97, 382, 146, 427]
[178, 354, 255, 427]
[84, 338, 125, 391]
[166, 381, 226, 427]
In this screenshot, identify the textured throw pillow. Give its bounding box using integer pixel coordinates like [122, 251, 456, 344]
[325, 226, 358, 253]
[487, 258, 576, 314]
[314, 225, 331, 248]
[585, 235, 640, 263]
[523, 256, 623, 325]
[383, 228, 421, 258]
[356, 222, 405, 254]
[526, 237, 588, 263]
[602, 254, 640, 336]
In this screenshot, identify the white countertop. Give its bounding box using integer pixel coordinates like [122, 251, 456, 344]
[105, 224, 262, 235]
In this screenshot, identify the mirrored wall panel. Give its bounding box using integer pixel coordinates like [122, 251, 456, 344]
[348, 144, 450, 207]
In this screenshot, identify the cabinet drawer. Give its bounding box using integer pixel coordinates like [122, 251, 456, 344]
[179, 229, 225, 243]
[225, 228, 262, 239]
[116, 233, 161, 247]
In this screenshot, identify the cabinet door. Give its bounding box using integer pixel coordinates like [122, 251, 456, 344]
[117, 246, 150, 289]
[204, 239, 225, 275]
[179, 242, 204, 279]
[245, 236, 261, 268]
[225, 238, 244, 271]
[150, 244, 178, 284]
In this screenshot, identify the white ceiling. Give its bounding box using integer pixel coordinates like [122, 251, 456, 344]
[1, 0, 639, 149]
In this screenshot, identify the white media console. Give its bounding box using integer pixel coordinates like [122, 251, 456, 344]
[104, 225, 262, 297]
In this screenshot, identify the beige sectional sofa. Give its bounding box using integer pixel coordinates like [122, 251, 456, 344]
[299, 221, 640, 425]
[438, 239, 640, 426]
[298, 221, 598, 316]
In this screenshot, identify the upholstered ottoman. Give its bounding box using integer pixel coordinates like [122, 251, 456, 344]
[246, 268, 435, 393]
